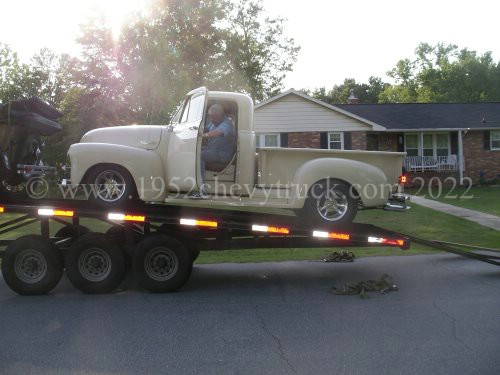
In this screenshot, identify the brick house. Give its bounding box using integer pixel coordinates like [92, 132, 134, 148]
[254, 89, 500, 184]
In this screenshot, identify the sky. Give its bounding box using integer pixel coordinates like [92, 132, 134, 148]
[0, 0, 498, 91]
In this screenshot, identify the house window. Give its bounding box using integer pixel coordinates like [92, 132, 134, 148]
[405, 133, 449, 156]
[436, 134, 449, 156]
[256, 134, 280, 148]
[491, 130, 500, 150]
[404, 134, 419, 156]
[328, 132, 344, 150]
[422, 134, 433, 156]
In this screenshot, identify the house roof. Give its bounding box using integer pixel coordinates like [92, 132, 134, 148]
[256, 89, 386, 131]
[334, 102, 500, 131]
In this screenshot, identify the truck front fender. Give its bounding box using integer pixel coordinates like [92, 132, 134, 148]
[68, 143, 166, 202]
[289, 158, 390, 208]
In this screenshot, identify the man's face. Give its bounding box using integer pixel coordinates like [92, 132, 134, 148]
[208, 110, 224, 125]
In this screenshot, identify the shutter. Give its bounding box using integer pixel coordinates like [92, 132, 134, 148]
[320, 132, 328, 149]
[280, 133, 288, 148]
[450, 132, 458, 155]
[343, 132, 352, 150]
[484, 131, 491, 150]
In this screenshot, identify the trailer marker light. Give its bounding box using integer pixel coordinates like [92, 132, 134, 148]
[53, 210, 74, 217]
[368, 237, 405, 247]
[38, 208, 73, 217]
[124, 215, 145, 222]
[0, 206, 4, 213]
[252, 225, 290, 234]
[368, 236, 383, 243]
[399, 175, 407, 184]
[108, 213, 125, 221]
[108, 213, 146, 222]
[180, 218, 218, 228]
[313, 231, 350, 240]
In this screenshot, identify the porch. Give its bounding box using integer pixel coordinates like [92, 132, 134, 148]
[404, 155, 458, 172]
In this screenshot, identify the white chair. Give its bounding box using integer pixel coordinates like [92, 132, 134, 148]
[438, 154, 457, 171]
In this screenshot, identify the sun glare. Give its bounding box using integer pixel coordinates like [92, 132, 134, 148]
[99, 0, 150, 41]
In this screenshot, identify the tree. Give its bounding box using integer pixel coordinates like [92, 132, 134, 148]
[223, 0, 300, 101]
[379, 43, 500, 103]
[309, 77, 387, 104]
[0, 44, 30, 103]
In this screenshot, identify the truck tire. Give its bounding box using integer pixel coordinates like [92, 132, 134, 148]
[133, 234, 193, 293]
[86, 164, 137, 208]
[65, 233, 126, 294]
[303, 179, 358, 226]
[1, 235, 63, 295]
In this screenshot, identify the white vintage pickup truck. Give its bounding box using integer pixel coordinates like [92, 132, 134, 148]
[67, 87, 407, 225]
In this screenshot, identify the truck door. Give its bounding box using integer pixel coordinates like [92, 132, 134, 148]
[166, 87, 207, 192]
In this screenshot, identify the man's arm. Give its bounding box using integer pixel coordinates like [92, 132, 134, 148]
[202, 129, 224, 139]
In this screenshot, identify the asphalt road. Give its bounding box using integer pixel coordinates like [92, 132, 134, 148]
[1, 253, 499, 375]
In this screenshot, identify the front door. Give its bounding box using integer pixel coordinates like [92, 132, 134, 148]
[166, 87, 207, 192]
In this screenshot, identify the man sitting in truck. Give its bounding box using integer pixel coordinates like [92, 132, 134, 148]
[193, 103, 235, 197]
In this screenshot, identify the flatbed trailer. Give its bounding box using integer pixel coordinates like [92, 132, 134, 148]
[0, 198, 411, 295]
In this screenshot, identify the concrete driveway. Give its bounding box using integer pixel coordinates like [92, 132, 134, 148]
[1, 254, 499, 375]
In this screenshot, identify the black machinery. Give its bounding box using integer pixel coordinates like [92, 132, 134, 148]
[0, 98, 62, 195]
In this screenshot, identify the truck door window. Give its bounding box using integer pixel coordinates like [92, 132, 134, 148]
[180, 99, 190, 123]
[186, 93, 205, 122]
[179, 93, 205, 124]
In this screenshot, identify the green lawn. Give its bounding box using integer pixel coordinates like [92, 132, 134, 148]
[1, 201, 498, 264]
[405, 186, 500, 216]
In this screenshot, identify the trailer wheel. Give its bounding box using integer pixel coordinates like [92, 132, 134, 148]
[1, 235, 63, 295]
[303, 179, 358, 226]
[86, 164, 137, 207]
[133, 234, 193, 293]
[105, 225, 142, 248]
[191, 249, 201, 262]
[65, 233, 126, 294]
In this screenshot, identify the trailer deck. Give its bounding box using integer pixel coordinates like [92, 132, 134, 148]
[0, 197, 413, 295]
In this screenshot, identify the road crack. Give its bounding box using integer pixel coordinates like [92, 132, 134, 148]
[254, 305, 297, 374]
[432, 301, 474, 352]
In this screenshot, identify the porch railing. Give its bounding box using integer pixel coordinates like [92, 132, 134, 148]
[404, 155, 458, 172]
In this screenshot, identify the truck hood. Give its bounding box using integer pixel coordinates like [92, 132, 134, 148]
[80, 125, 163, 150]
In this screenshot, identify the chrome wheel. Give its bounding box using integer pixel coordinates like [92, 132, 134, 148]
[94, 170, 127, 203]
[78, 248, 112, 282]
[14, 249, 48, 284]
[316, 185, 349, 221]
[144, 247, 178, 282]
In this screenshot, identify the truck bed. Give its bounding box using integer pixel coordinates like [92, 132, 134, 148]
[257, 148, 406, 187]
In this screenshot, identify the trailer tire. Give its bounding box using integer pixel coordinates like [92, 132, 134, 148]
[191, 249, 201, 262]
[86, 164, 137, 208]
[105, 225, 142, 248]
[133, 234, 193, 293]
[303, 179, 358, 226]
[66, 233, 126, 294]
[1, 235, 63, 295]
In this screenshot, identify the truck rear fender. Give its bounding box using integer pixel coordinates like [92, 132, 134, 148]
[289, 158, 390, 208]
[68, 143, 165, 202]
